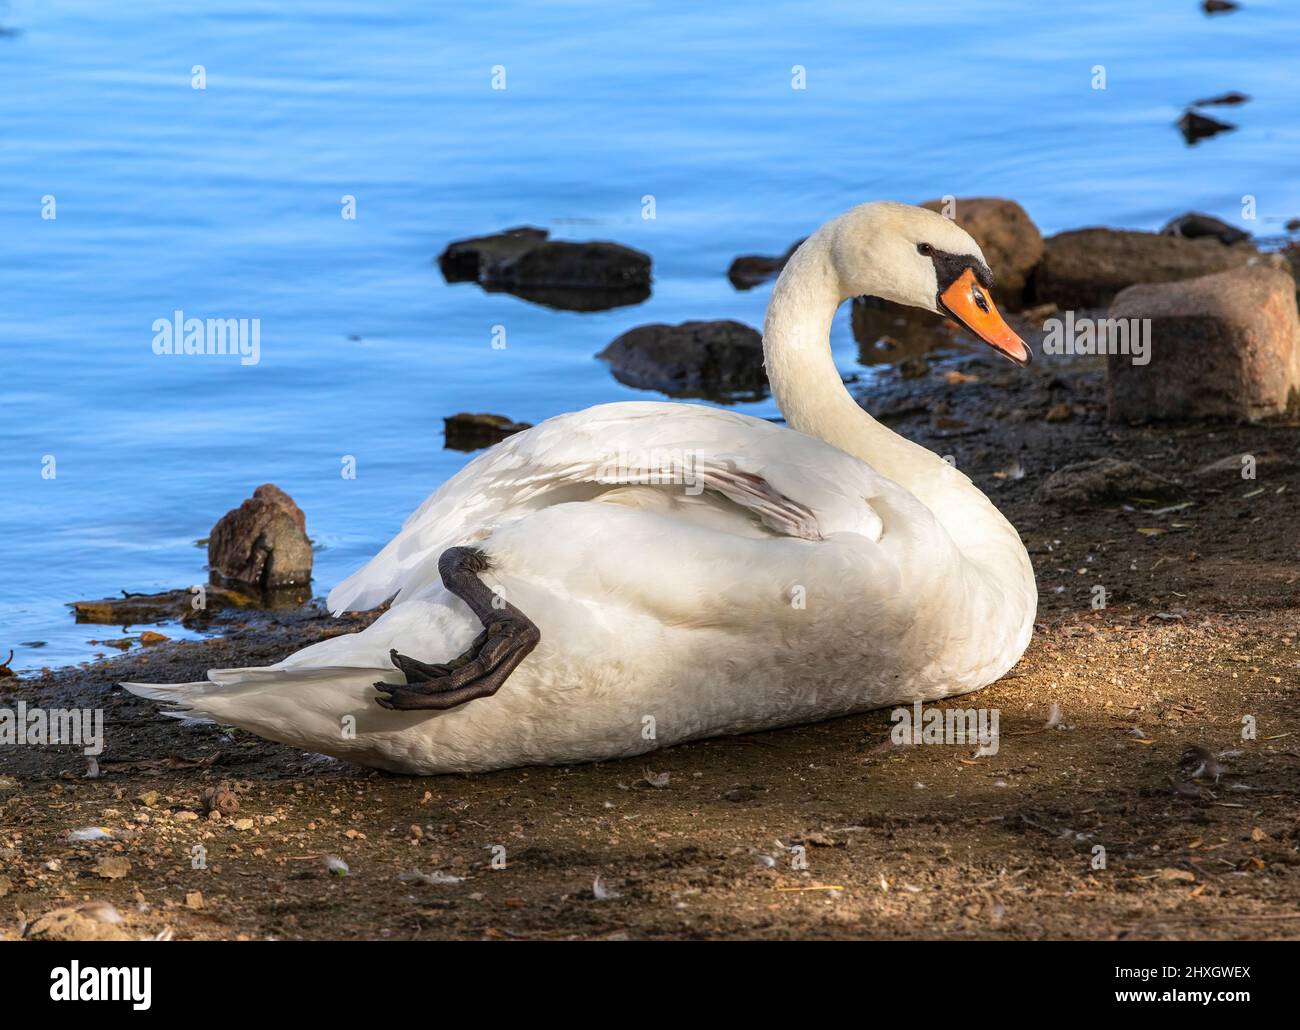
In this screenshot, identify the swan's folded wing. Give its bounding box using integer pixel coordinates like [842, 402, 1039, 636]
[327, 401, 892, 614]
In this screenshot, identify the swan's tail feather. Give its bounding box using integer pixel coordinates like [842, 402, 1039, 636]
[121, 664, 389, 738]
[120, 679, 210, 714]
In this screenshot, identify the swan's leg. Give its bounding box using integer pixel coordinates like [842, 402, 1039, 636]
[373, 547, 540, 711]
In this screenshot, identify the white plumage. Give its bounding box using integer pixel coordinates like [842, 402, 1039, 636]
[125, 202, 1038, 774]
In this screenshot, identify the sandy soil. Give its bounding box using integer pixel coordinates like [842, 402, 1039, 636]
[3, 315, 1298, 940]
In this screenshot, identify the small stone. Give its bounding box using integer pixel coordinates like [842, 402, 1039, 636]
[94, 856, 131, 880]
[185, 890, 204, 909]
[200, 781, 240, 816]
[138, 630, 169, 646]
[443, 413, 531, 452]
[137, 790, 160, 808]
[232, 817, 254, 831]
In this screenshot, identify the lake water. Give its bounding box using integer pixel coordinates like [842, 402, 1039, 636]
[2, 0, 1297, 672]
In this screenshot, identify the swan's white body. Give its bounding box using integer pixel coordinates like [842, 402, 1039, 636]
[126, 202, 1037, 774]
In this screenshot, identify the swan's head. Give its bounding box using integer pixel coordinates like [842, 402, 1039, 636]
[825, 201, 1031, 366]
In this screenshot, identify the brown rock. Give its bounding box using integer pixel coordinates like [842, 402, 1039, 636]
[597, 320, 766, 400]
[920, 197, 1043, 308]
[1032, 228, 1255, 308]
[443, 413, 531, 452]
[200, 781, 240, 816]
[1107, 266, 1300, 422]
[93, 855, 132, 880]
[1037, 459, 1182, 507]
[208, 484, 312, 589]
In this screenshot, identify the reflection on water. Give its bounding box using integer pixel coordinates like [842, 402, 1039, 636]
[852, 297, 959, 367]
[2, 0, 1299, 671]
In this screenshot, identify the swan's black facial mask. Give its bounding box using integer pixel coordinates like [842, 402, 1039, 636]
[924, 246, 1031, 367]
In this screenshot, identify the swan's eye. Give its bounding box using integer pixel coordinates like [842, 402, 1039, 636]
[972, 284, 990, 314]
[917, 243, 934, 256]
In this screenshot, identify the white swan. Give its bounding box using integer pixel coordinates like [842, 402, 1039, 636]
[125, 201, 1037, 774]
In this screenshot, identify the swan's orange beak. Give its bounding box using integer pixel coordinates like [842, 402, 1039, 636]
[938, 268, 1031, 366]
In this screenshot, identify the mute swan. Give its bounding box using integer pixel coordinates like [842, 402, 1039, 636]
[125, 201, 1037, 774]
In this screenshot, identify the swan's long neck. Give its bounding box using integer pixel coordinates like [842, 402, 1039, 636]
[761, 230, 1033, 586]
[762, 229, 1036, 671]
[762, 235, 945, 495]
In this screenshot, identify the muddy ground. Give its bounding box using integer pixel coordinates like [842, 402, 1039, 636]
[2, 311, 1298, 940]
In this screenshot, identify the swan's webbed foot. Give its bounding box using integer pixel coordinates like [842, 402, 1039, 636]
[372, 547, 540, 712]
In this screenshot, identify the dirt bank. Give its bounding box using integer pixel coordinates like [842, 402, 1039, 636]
[3, 317, 1298, 940]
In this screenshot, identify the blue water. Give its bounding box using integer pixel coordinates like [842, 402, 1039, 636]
[2, 0, 1298, 671]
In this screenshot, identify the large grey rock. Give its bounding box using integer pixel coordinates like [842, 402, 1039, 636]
[208, 484, 312, 589]
[598, 320, 766, 400]
[1032, 228, 1255, 308]
[919, 197, 1043, 308]
[1107, 265, 1300, 422]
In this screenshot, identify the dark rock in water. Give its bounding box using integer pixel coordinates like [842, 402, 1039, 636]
[1177, 109, 1235, 144]
[1191, 90, 1249, 107]
[444, 412, 531, 451]
[1107, 266, 1300, 422]
[208, 484, 313, 589]
[438, 227, 651, 310]
[1286, 218, 1300, 233]
[1037, 459, 1182, 507]
[438, 226, 547, 282]
[487, 283, 649, 312]
[1201, 0, 1239, 13]
[1160, 212, 1249, 245]
[728, 240, 805, 290]
[919, 197, 1043, 309]
[1031, 228, 1255, 308]
[598, 320, 766, 401]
